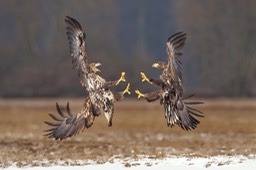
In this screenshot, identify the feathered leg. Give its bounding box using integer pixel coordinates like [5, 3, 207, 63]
[114, 83, 131, 101]
[104, 72, 126, 88]
[135, 90, 161, 102]
[140, 72, 165, 87]
[140, 72, 151, 84]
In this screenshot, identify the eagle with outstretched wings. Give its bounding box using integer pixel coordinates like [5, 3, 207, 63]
[135, 32, 204, 130]
[44, 16, 130, 140]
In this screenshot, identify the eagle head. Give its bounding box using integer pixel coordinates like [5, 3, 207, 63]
[152, 61, 166, 70]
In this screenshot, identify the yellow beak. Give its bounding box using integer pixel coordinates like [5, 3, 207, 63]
[95, 63, 102, 67]
[152, 63, 159, 68]
[95, 63, 101, 72]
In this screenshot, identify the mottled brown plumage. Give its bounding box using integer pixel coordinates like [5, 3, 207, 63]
[135, 32, 204, 130]
[44, 16, 130, 140]
[64, 16, 130, 126]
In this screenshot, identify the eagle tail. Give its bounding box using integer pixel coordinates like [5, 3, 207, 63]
[164, 95, 204, 130]
[102, 100, 114, 127]
[103, 106, 114, 127]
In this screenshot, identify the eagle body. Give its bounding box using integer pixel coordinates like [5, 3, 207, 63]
[64, 16, 123, 126]
[86, 73, 105, 91]
[85, 73, 116, 124]
[136, 32, 203, 130]
[44, 16, 130, 140]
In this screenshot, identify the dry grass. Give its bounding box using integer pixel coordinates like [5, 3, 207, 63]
[0, 98, 256, 167]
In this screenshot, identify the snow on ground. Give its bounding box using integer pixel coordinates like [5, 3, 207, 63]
[3, 155, 256, 170]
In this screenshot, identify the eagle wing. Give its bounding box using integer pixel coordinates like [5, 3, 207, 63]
[165, 32, 187, 94]
[163, 33, 204, 130]
[44, 98, 94, 140]
[65, 16, 89, 87]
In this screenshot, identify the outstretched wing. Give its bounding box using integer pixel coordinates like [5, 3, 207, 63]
[44, 98, 94, 140]
[65, 16, 88, 87]
[165, 32, 187, 94]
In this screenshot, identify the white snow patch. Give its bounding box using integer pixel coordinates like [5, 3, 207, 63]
[3, 155, 256, 170]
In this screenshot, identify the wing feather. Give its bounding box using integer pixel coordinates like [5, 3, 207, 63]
[66, 102, 73, 116]
[44, 98, 95, 140]
[48, 113, 63, 122]
[44, 121, 60, 127]
[65, 16, 89, 88]
[165, 32, 187, 95]
[56, 103, 68, 118]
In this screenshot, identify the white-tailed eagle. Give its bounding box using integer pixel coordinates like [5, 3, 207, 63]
[44, 16, 130, 140]
[135, 32, 204, 130]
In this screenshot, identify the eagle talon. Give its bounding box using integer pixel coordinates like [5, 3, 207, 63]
[116, 72, 126, 85]
[135, 90, 145, 99]
[140, 72, 150, 83]
[123, 83, 131, 95]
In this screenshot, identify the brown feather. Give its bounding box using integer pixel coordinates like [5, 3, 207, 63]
[140, 32, 204, 131]
[44, 97, 95, 140]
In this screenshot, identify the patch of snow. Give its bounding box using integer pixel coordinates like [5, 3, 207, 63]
[3, 155, 256, 170]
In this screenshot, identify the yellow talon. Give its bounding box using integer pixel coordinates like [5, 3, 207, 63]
[140, 72, 150, 83]
[116, 72, 126, 85]
[123, 83, 131, 95]
[135, 90, 145, 99]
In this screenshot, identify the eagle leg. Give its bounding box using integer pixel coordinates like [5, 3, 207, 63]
[115, 72, 126, 85]
[135, 90, 145, 99]
[140, 72, 151, 84]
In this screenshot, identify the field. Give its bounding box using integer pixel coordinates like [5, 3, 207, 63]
[0, 98, 255, 168]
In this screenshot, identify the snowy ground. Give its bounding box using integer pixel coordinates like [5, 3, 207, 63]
[4, 155, 256, 170]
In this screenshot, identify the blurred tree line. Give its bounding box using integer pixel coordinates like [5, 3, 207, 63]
[0, 0, 255, 97]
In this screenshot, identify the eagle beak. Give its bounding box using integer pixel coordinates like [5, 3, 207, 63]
[152, 63, 159, 68]
[95, 63, 101, 72]
[95, 63, 102, 67]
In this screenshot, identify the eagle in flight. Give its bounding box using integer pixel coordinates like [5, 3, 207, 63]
[135, 32, 204, 130]
[44, 16, 130, 140]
